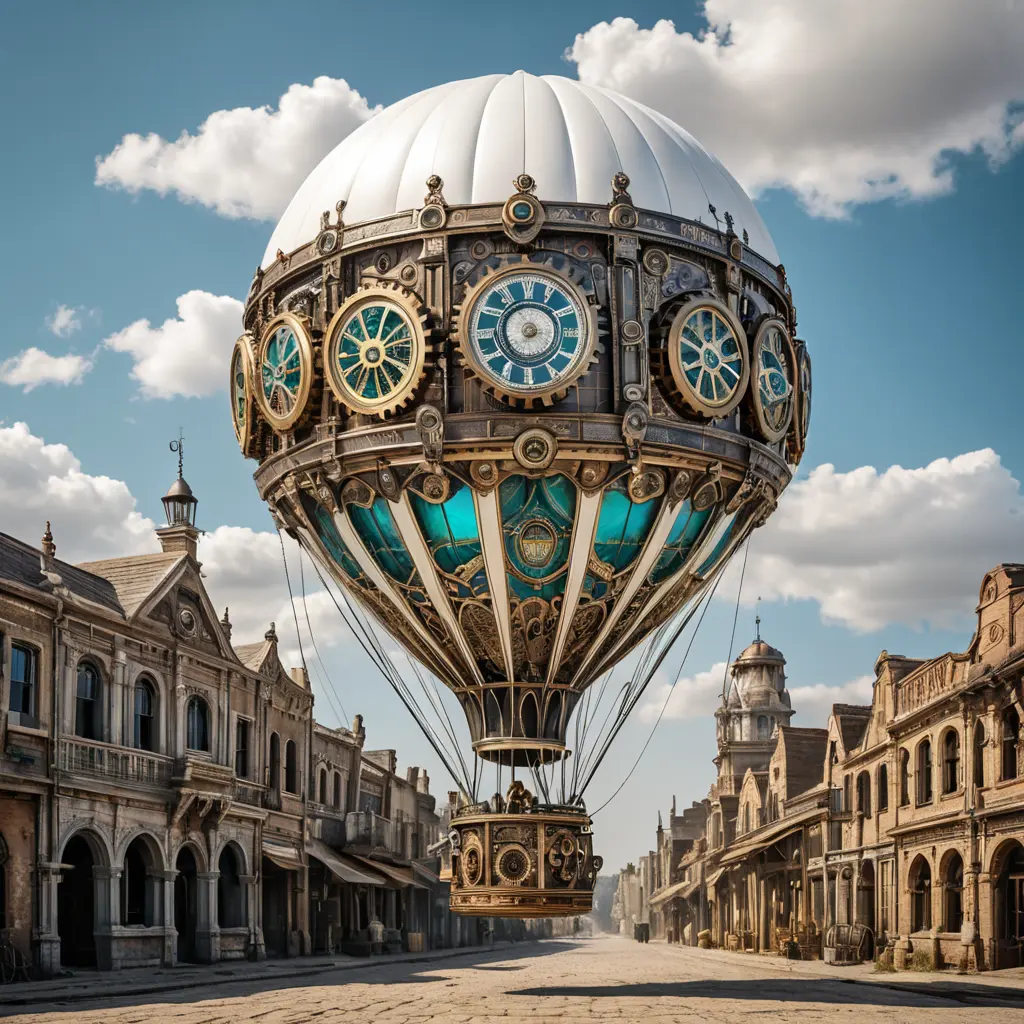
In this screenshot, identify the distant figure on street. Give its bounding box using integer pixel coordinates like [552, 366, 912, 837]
[369, 916, 385, 954]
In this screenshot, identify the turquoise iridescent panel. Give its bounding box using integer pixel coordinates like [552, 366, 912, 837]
[583, 478, 660, 599]
[500, 474, 576, 601]
[696, 505, 753, 577]
[647, 502, 714, 584]
[298, 493, 371, 591]
[261, 325, 303, 416]
[348, 497, 425, 599]
[409, 480, 489, 600]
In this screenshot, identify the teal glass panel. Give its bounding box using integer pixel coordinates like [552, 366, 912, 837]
[648, 502, 713, 584]
[348, 497, 420, 589]
[500, 473, 576, 601]
[409, 480, 489, 599]
[593, 478, 660, 572]
[299, 494, 371, 590]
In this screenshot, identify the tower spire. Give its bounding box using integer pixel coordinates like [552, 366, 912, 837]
[755, 596, 762, 642]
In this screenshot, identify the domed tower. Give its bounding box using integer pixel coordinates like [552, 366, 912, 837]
[231, 71, 811, 917]
[715, 617, 793, 793]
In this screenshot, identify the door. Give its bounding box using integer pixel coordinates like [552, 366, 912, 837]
[175, 848, 199, 963]
[58, 836, 96, 967]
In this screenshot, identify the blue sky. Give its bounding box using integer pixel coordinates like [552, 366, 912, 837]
[2, 0, 1023, 873]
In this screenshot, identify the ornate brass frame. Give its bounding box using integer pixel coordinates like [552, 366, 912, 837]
[661, 297, 750, 419]
[452, 259, 599, 408]
[229, 334, 256, 455]
[255, 313, 314, 431]
[324, 283, 431, 418]
[748, 316, 797, 444]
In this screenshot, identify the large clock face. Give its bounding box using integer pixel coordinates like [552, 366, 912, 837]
[465, 269, 591, 400]
[256, 315, 312, 430]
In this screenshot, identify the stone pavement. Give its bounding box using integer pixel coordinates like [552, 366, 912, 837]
[4, 935, 1024, 1022]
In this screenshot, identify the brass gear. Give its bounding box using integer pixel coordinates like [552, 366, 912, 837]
[452, 257, 600, 408]
[324, 281, 433, 419]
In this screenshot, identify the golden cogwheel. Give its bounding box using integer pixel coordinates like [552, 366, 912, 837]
[324, 282, 432, 418]
[229, 333, 257, 456]
[255, 313, 316, 432]
[452, 258, 599, 408]
[655, 297, 750, 420]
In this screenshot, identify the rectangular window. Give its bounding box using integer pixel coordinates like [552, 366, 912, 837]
[879, 860, 893, 935]
[10, 643, 37, 716]
[234, 718, 249, 778]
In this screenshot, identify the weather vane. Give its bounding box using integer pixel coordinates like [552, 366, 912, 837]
[170, 430, 184, 478]
[755, 596, 762, 641]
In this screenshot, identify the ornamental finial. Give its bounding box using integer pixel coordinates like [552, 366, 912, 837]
[170, 431, 184, 479]
[610, 171, 632, 205]
[42, 521, 56, 559]
[424, 175, 448, 208]
[513, 172, 536, 195]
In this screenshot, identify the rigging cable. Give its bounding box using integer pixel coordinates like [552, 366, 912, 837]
[719, 538, 751, 699]
[297, 547, 349, 723]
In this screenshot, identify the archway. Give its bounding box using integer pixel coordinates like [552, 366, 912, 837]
[218, 845, 245, 929]
[174, 847, 200, 962]
[122, 834, 162, 926]
[993, 840, 1024, 968]
[941, 850, 963, 934]
[58, 833, 103, 966]
[261, 856, 290, 957]
[909, 855, 932, 933]
[857, 860, 876, 937]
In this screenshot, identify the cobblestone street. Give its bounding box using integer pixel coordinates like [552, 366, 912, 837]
[5, 937, 1024, 1023]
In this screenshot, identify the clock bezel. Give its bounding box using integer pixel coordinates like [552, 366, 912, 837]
[454, 261, 598, 407]
[664, 297, 750, 419]
[324, 284, 430, 418]
[255, 313, 314, 431]
[229, 334, 256, 453]
[749, 316, 797, 444]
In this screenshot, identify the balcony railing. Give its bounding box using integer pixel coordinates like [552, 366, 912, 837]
[308, 800, 345, 819]
[59, 738, 173, 788]
[233, 781, 266, 807]
[346, 810, 397, 853]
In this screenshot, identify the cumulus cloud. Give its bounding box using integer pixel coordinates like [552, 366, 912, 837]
[639, 659, 874, 730]
[0, 348, 94, 392]
[0, 422, 158, 561]
[46, 304, 82, 337]
[95, 77, 378, 220]
[104, 290, 243, 399]
[567, 4, 1024, 216]
[743, 449, 1024, 632]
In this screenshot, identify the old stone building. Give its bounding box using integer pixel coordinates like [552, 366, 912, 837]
[0, 468, 456, 975]
[639, 563, 1024, 970]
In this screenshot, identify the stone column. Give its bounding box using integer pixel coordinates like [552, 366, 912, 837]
[160, 870, 178, 966]
[758, 874, 769, 951]
[34, 863, 64, 976]
[240, 874, 264, 959]
[195, 871, 220, 963]
[112, 642, 127, 746]
[296, 861, 310, 956]
[93, 866, 119, 970]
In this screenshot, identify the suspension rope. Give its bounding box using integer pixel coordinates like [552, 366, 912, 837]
[297, 548, 349, 723]
[720, 538, 751, 699]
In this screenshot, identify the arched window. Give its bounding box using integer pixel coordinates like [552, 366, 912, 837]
[218, 846, 245, 928]
[843, 774, 852, 813]
[318, 768, 327, 805]
[942, 730, 960, 794]
[856, 771, 871, 817]
[743, 805, 750, 834]
[899, 749, 911, 805]
[133, 679, 155, 751]
[910, 856, 932, 932]
[269, 733, 281, 792]
[757, 715, 770, 740]
[121, 835, 159, 927]
[75, 662, 101, 740]
[186, 696, 210, 752]
[285, 740, 297, 793]
[943, 852, 964, 933]
[974, 721, 987, 789]
[877, 763, 889, 812]
[1002, 708, 1020, 781]
[333, 772, 342, 809]
[916, 739, 933, 805]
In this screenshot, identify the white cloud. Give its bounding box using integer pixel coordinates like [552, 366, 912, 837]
[639, 661, 729, 722]
[95, 77, 378, 220]
[744, 449, 1024, 632]
[639, 660, 874, 729]
[567, 4, 1024, 217]
[46, 304, 82, 337]
[0, 422, 157, 562]
[104, 290, 242, 399]
[0, 348, 94, 392]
